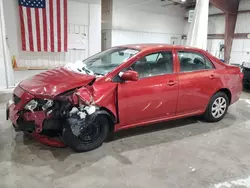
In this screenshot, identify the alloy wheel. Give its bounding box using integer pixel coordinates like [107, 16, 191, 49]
[211, 97, 227, 119]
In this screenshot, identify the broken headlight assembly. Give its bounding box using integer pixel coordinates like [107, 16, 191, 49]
[24, 100, 38, 112]
[24, 99, 54, 112]
[42, 99, 54, 110]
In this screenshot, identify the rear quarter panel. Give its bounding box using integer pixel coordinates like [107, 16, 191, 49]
[223, 65, 243, 104]
[205, 52, 242, 105]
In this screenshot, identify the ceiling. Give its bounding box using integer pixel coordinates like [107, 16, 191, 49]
[70, 0, 100, 4]
[161, 0, 196, 8]
[113, 0, 188, 15]
[71, 0, 197, 15]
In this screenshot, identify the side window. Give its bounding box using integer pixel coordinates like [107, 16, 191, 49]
[205, 57, 215, 69]
[178, 51, 207, 72]
[128, 51, 173, 79]
[146, 53, 163, 63]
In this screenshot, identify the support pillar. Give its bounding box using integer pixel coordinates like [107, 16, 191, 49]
[186, 0, 210, 50]
[224, 13, 238, 63]
[101, 0, 113, 50]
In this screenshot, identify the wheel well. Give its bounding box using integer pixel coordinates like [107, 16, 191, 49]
[216, 88, 232, 104]
[99, 107, 116, 132]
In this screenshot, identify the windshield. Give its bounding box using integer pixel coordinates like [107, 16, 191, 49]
[65, 47, 140, 76]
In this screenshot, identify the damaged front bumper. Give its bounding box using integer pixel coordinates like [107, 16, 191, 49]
[7, 100, 49, 133]
[6, 89, 66, 148]
[7, 86, 49, 133]
[6, 100, 21, 131]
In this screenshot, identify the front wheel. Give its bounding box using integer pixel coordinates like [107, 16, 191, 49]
[204, 92, 229, 122]
[62, 114, 110, 152]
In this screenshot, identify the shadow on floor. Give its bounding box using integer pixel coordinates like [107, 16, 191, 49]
[243, 87, 250, 93]
[8, 113, 236, 179]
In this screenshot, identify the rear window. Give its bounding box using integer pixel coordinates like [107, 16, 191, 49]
[178, 51, 215, 72]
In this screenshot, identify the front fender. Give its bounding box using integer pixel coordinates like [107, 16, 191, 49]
[73, 82, 118, 122]
[92, 82, 118, 122]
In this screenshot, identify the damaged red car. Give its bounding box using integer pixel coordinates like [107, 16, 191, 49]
[7, 44, 243, 152]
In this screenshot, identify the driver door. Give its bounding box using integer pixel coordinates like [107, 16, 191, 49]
[117, 51, 179, 127]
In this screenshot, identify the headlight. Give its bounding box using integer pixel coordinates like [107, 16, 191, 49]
[42, 100, 54, 110]
[24, 100, 38, 112]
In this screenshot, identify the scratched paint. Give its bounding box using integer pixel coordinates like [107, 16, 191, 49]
[142, 103, 151, 111]
[214, 176, 250, 188]
[155, 102, 163, 109]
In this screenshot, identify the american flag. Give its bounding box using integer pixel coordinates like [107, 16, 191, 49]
[18, 0, 68, 52]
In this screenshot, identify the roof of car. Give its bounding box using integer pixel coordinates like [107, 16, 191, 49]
[119, 43, 203, 52]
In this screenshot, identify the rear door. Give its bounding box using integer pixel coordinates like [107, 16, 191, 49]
[176, 50, 220, 115]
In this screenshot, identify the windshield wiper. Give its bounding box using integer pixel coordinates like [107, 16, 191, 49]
[82, 67, 91, 74]
[94, 72, 104, 76]
[82, 66, 103, 76]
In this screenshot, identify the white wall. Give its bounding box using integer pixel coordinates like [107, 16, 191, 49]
[3, 0, 101, 70]
[230, 0, 250, 64]
[0, 0, 14, 88]
[89, 3, 101, 56]
[111, 29, 183, 47]
[207, 13, 225, 58]
[112, 7, 184, 34]
[108, 3, 185, 47]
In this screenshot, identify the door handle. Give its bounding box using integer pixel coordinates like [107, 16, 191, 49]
[209, 74, 216, 79]
[167, 80, 178, 86]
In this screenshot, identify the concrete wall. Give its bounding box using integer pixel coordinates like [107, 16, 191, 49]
[102, 2, 186, 48]
[112, 7, 185, 34]
[111, 7, 185, 46]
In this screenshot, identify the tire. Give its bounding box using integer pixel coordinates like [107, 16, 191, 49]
[62, 114, 110, 152]
[204, 92, 229, 122]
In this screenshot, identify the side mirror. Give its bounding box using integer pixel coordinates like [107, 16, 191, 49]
[119, 70, 138, 81]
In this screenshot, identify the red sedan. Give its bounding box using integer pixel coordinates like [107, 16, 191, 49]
[7, 44, 243, 152]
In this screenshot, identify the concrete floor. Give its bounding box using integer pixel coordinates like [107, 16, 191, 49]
[0, 91, 250, 188]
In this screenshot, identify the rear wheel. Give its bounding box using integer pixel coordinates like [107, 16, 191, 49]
[204, 92, 229, 122]
[62, 114, 109, 152]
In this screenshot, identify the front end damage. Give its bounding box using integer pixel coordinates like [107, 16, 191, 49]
[7, 83, 117, 148]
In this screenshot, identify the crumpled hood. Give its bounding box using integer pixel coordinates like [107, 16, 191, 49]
[19, 67, 95, 97]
